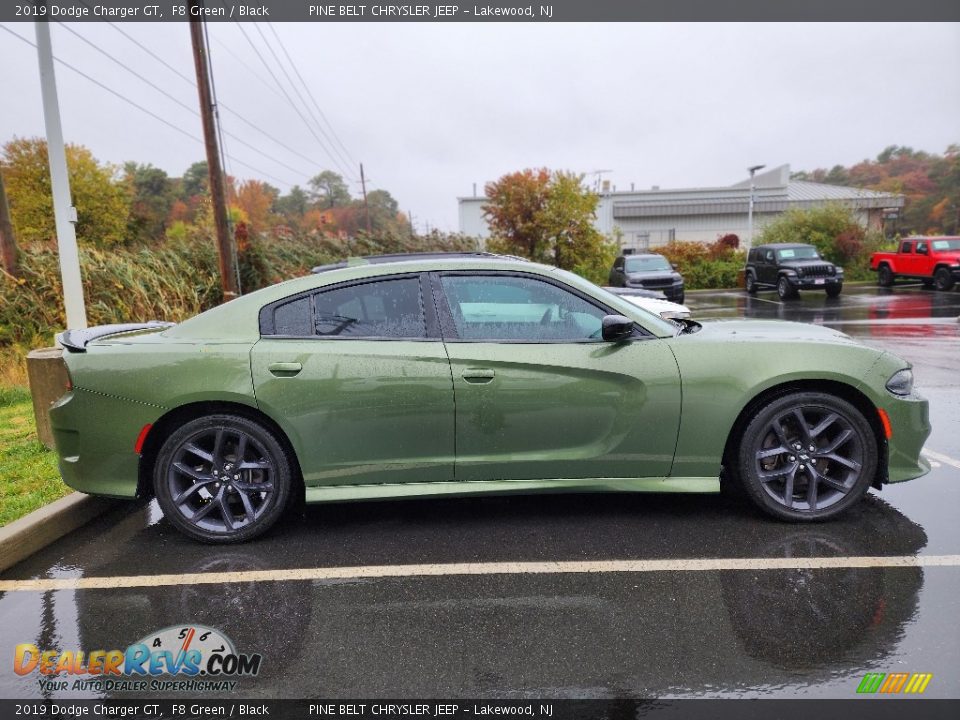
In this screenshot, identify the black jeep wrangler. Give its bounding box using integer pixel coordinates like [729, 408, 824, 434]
[745, 243, 843, 299]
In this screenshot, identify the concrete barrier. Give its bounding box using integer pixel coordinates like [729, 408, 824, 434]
[26, 346, 68, 450]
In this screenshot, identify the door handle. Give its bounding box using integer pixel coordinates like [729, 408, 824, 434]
[268, 362, 302, 377]
[461, 368, 495, 384]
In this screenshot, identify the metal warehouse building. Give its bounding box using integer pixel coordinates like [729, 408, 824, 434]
[458, 164, 904, 251]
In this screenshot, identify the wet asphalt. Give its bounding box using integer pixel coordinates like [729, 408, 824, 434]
[0, 283, 958, 700]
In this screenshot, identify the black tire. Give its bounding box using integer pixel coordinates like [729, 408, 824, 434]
[825, 283, 842, 298]
[745, 272, 757, 294]
[877, 264, 895, 287]
[676, 291, 685, 305]
[777, 276, 797, 300]
[934, 267, 955, 291]
[735, 392, 877, 522]
[154, 414, 293, 543]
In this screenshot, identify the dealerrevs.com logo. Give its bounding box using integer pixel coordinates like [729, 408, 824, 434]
[14, 625, 262, 693]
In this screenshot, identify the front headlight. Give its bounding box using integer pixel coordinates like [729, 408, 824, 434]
[886, 368, 914, 396]
[796, 267, 804, 277]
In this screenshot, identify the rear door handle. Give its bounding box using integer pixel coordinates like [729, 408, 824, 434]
[268, 362, 302, 377]
[461, 368, 495, 384]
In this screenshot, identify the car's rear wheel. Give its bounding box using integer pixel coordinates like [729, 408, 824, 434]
[777, 276, 797, 300]
[825, 282, 842, 298]
[934, 267, 955, 291]
[736, 392, 876, 522]
[745, 272, 757, 294]
[877, 264, 895, 287]
[154, 414, 292, 543]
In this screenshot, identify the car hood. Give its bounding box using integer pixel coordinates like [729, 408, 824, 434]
[779, 259, 832, 270]
[625, 271, 681, 281]
[932, 252, 960, 263]
[692, 319, 857, 345]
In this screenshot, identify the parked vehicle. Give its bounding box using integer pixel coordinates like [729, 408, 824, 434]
[608, 253, 685, 303]
[603, 287, 691, 320]
[870, 236, 960, 291]
[745, 243, 843, 300]
[52, 256, 928, 542]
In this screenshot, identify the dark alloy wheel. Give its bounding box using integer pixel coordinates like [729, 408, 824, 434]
[934, 267, 955, 291]
[777, 276, 797, 300]
[736, 392, 877, 521]
[877, 265, 895, 287]
[745, 272, 757, 294]
[154, 414, 292, 543]
[825, 283, 842, 298]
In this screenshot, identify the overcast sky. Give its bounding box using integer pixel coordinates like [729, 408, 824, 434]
[1, 21, 958, 231]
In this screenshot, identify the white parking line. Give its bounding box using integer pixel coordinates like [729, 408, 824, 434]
[1, 554, 958, 593]
[922, 448, 960, 471]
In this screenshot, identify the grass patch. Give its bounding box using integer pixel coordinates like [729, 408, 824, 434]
[0, 388, 69, 526]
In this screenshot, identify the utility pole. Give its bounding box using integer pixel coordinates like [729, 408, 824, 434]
[0, 171, 19, 278]
[36, 20, 87, 329]
[360, 163, 372, 235]
[746, 164, 766, 250]
[189, 2, 238, 301]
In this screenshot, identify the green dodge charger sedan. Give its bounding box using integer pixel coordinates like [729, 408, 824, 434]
[50, 256, 930, 543]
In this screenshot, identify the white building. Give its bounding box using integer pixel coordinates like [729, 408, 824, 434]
[458, 164, 904, 251]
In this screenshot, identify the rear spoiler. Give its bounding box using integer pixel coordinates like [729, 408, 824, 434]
[57, 322, 174, 353]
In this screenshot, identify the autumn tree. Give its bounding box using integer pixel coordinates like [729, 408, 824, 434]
[483, 169, 614, 281]
[0, 137, 129, 247]
[309, 170, 351, 209]
[124, 163, 174, 244]
[235, 179, 279, 236]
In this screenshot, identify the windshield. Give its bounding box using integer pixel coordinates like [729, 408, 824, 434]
[624, 255, 672, 272]
[931, 239, 960, 251]
[776, 247, 821, 261]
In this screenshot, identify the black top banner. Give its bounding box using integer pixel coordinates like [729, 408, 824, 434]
[3, 0, 960, 23]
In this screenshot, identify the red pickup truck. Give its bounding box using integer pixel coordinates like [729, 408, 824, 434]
[870, 236, 960, 291]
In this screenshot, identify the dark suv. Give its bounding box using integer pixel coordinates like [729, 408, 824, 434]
[745, 243, 843, 299]
[608, 252, 684, 303]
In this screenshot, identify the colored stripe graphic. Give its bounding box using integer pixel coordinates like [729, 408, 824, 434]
[857, 672, 932, 694]
[904, 674, 933, 694]
[857, 674, 885, 693]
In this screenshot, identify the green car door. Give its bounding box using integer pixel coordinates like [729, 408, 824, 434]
[433, 272, 682, 482]
[251, 274, 455, 486]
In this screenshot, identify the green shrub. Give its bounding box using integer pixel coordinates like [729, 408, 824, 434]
[658, 240, 746, 290]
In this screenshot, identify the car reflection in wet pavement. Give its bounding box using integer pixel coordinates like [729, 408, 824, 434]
[0, 285, 957, 699]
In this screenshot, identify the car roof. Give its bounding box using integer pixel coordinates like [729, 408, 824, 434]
[312, 251, 525, 274]
[753, 243, 815, 250]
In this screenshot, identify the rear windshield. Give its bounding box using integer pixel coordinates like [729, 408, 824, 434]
[931, 239, 960, 251]
[776, 247, 820, 261]
[624, 255, 671, 272]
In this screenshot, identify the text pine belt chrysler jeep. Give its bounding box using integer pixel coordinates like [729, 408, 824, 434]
[746, 243, 843, 300]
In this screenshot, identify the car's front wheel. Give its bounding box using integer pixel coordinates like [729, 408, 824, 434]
[154, 414, 293, 543]
[736, 392, 877, 521]
[825, 282, 842, 298]
[777, 276, 797, 300]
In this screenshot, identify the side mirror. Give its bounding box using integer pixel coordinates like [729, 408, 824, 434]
[671, 264, 678, 271]
[602, 314, 635, 342]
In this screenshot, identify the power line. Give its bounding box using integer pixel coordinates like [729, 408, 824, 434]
[0, 24, 297, 187]
[256, 22, 354, 174]
[100, 20, 329, 178]
[234, 22, 358, 182]
[54, 23, 309, 181]
[267, 22, 358, 169]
